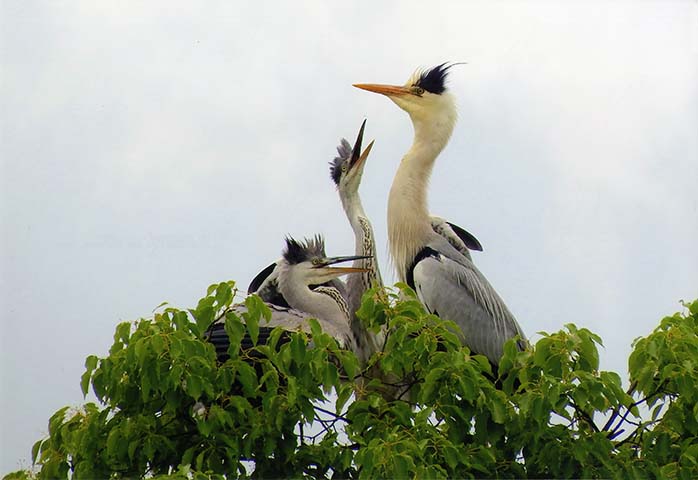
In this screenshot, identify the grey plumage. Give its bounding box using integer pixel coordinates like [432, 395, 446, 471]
[330, 121, 383, 366]
[354, 64, 528, 367]
[206, 236, 368, 362]
[247, 260, 347, 308]
[207, 302, 355, 363]
[411, 234, 526, 363]
[429, 216, 483, 261]
[331, 120, 486, 365]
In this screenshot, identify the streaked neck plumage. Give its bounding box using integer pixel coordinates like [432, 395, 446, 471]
[339, 187, 383, 364]
[277, 264, 349, 328]
[388, 96, 458, 281]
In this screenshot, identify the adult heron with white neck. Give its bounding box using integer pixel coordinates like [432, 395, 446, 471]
[354, 63, 527, 365]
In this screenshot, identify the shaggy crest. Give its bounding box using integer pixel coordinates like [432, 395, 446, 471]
[329, 138, 352, 185]
[283, 235, 326, 265]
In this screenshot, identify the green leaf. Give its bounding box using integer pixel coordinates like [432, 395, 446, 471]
[534, 337, 553, 367]
[243, 304, 260, 347]
[421, 367, 444, 403]
[287, 376, 298, 405]
[31, 439, 44, 463]
[237, 361, 257, 396]
[106, 427, 126, 460]
[182, 446, 197, 468]
[308, 318, 322, 340]
[153, 300, 169, 311]
[151, 334, 165, 355]
[134, 338, 149, 365]
[246, 293, 271, 323]
[141, 370, 152, 401]
[198, 419, 213, 437]
[392, 453, 410, 479]
[489, 395, 508, 424]
[186, 375, 203, 400]
[80, 370, 91, 397]
[336, 383, 354, 413]
[290, 333, 307, 363]
[322, 362, 339, 390]
[115, 321, 131, 344]
[391, 401, 413, 426]
[48, 406, 69, 436]
[84, 354, 99, 372]
[172, 310, 190, 331]
[443, 445, 460, 469]
[215, 282, 233, 308]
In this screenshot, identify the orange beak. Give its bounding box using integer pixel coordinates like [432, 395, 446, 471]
[323, 266, 371, 274]
[353, 83, 411, 97]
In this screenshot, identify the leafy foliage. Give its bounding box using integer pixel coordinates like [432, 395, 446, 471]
[6, 283, 698, 479]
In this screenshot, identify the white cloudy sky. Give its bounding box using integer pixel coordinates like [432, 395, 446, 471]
[1, 0, 697, 473]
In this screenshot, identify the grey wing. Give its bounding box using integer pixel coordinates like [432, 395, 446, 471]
[205, 303, 352, 362]
[430, 216, 483, 260]
[257, 304, 351, 346]
[412, 254, 526, 364]
[248, 262, 278, 294]
[248, 261, 291, 308]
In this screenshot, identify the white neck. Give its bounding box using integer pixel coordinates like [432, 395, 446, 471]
[339, 189, 384, 364]
[278, 265, 346, 325]
[388, 101, 457, 281]
[339, 189, 382, 286]
[339, 190, 367, 238]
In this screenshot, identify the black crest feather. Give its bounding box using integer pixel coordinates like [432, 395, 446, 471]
[329, 139, 352, 185]
[283, 235, 326, 265]
[415, 63, 452, 95]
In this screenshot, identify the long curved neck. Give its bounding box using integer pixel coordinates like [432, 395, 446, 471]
[339, 189, 384, 364]
[388, 106, 457, 281]
[340, 191, 383, 300]
[278, 266, 346, 326]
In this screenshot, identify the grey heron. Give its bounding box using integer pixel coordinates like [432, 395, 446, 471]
[206, 236, 370, 361]
[354, 63, 527, 365]
[247, 258, 347, 309]
[246, 121, 482, 350]
[329, 120, 383, 366]
[330, 120, 485, 362]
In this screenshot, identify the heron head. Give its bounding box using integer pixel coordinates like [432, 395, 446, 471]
[329, 119, 375, 194]
[283, 236, 370, 285]
[353, 63, 459, 122]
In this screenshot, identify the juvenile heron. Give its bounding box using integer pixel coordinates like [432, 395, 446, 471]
[354, 63, 527, 365]
[247, 258, 347, 309]
[206, 236, 370, 361]
[329, 120, 382, 366]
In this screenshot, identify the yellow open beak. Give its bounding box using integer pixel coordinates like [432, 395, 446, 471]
[323, 266, 370, 274]
[352, 140, 375, 172]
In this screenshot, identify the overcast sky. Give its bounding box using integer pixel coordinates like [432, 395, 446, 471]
[2, 0, 697, 473]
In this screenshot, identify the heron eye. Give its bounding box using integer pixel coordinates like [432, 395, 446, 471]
[341, 163, 348, 172]
[311, 258, 322, 266]
[412, 86, 425, 96]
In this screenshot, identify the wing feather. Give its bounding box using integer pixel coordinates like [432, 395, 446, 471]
[413, 253, 526, 364]
[205, 302, 353, 363]
[429, 216, 483, 260]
